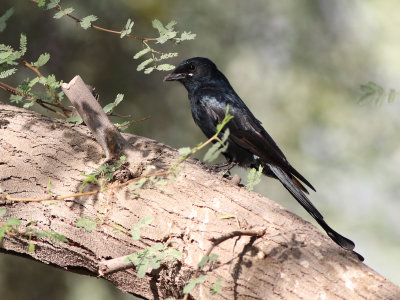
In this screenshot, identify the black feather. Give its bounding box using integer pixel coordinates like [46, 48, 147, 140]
[165, 57, 362, 260]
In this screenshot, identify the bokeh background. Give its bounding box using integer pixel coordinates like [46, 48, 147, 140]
[1, 1, 399, 298]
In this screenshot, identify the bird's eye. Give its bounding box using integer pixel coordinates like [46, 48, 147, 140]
[188, 64, 196, 72]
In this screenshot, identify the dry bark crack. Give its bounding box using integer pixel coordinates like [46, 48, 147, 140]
[0, 101, 400, 299]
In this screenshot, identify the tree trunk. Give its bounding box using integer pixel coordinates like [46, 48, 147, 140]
[0, 102, 399, 300]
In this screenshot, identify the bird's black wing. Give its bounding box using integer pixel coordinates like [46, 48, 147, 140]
[195, 88, 315, 192]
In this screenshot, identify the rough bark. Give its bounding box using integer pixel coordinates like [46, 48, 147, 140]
[0, 102, 399, 300]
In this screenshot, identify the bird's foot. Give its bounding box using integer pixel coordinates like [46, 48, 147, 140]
[206, 161, 237, 177]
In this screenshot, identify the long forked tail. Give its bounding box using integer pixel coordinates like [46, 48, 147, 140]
[267, 164, 363, 261]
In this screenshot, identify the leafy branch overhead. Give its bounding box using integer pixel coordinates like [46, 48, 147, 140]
[358, 81, 397, 105]
[0, 2, 196, 118]
[32, 0, 196, 74]
[133, 19, 196, 74]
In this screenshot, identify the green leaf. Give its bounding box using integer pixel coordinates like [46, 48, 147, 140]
[37, 0, 46, 7]
[80, 15, 98, 30]
[155, 64, 175, 71]
[47, 178, 52, 195]
[216, 105, 234, 132]
[209, 253, 218, 261]
[53, 7, 74, 19]
[178, 147, 192, 156]
[0, 8, 14, 32]
[19, 34, 27, 56]
[9, 94, 23, 103]
[183, 281, 196, 295]
[203, 138, 228, 163]
[114, 121, 130, 131]
[47, 231, 67, 243]
[136, 260, 149, 278]
[79, 174, 97, 191]
[0, 50, 13, 61]
[246, 165, 263, 191]
[57, 90, 64, 101]
[44, 74, 60, 89]
[210, 278, 223, 295]
[388, 89, 396, 103]
[121, 18, 134, 38]
[220, 128, 230, 143]
[130, 229, 140, 240]
[165, 20, 177, 30]
[46, 0, 60, 9]
[358, 92, 375, 105]
[156, 30, 177, 44]
[66, 116, 83, 125]
[176, 31, 197, 43]
[103, 93, 124, 114]
[165, 248, 183, 259]
[133, 48, 151, 59]
[0, 208, 6, 217]
[144, 67, 154, 74]
[198, 253, 218, 268]
[131, 177, 148, 193]
[28, 242, 35, 253]
[0, 68, 17, 78]
[23, 101, 35, 109]
[7, 218, 21, 227]
[148, 258, 161, 270]
[131, 216, 153, 240]
[113, 224, 128, 233]
[183, 275, 207, 294]
[152, 19, 177, 44]
[159, 52, 178, 60]
[28, 77, 40, 88]
[198, 255, 209, 268]
[76, 217, 97, 233]
[0, 226, 8, 242]
[137, 58, 154, 71]
[32, 53, 50, 67]
[152, 19, 165, 33]
[136, 216, 153, 227]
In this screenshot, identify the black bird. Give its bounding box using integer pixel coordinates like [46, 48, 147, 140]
[164, 57, 362, 260]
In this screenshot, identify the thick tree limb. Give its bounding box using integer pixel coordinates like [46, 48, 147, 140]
[61, 75, 126, 160]
[0, 102, 399, 299]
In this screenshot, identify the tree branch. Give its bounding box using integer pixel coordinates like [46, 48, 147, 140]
[0, 102, 399, 299]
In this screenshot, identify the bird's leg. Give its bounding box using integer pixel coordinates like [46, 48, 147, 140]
[206, 161, 237, 176]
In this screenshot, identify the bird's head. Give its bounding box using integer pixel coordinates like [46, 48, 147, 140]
[164, 57, 221, 92]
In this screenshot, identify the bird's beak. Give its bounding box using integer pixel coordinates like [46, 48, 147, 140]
[163, 72, 187, 82]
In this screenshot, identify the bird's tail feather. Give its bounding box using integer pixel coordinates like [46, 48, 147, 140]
[267, 164, 356, 251]
[288, 165, 316, 192]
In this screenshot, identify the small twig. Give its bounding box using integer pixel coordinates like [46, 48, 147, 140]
[182, 229, 265, 300]
[116, 116, 151, 128]
[19, 57, 43, 77]
[169, 124, 228, 173]
[0, 170, 169, 202]
[18, 58, 68, 114]
[0, 81, 70, 118]
[29, 0, 157, 43]
[208, 230, 266, 246]
[98, 254, 134, 277]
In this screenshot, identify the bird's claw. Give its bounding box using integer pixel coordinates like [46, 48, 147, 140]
[205, 161, 237, 177]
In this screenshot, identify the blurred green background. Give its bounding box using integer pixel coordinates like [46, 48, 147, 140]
[1, 0, 399, 298]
